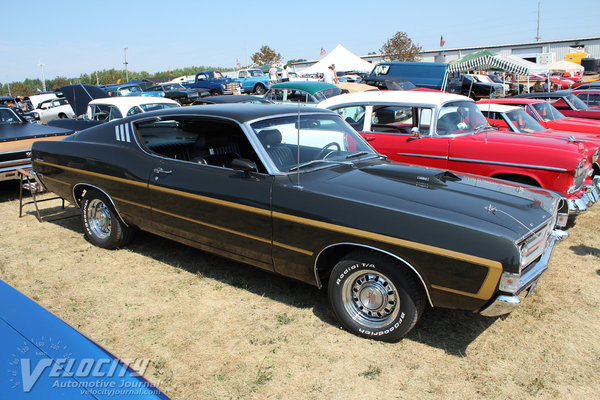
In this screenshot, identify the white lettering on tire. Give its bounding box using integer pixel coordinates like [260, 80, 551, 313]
[335, 262, 375, 285]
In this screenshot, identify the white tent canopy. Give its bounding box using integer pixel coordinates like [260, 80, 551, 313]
[548, 60, 584, 73]
[503, 55, 549, 75]
[298, 44, 373, 75]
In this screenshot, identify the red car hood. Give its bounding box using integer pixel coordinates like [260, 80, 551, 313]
[482, 131, 589, 155]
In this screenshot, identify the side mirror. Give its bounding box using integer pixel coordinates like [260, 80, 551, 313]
[410, 127, 421, 138]
[231, 158, 257, 172]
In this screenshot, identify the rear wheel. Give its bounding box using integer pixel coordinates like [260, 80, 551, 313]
[81, 189, 133, 249]
[328, 251, 425, 341]
[58, 113, 67, 118]
[210, 89, 221, 96]
[254, 84, 266, 95]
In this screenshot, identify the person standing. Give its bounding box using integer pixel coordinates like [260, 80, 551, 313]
[330, 64, 340, 84]
[269, 65, 279, 86]
[323, 65, 336, 84]
[281, 65, 290, 82]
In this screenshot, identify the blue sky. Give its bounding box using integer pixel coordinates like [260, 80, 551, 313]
[1, 0, 598, 83]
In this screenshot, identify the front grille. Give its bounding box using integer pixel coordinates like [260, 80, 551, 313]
[520, 221, 553, 269]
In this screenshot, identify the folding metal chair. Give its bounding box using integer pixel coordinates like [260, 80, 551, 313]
[17, 168, 64, 222]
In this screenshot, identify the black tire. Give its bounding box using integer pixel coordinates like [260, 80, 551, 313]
[210, 89, 221, 96]
[254, 84, 266, 95]
[328, 251, 425, 342]
[81, 189, 133, 249]
[58, 113, 67, 118]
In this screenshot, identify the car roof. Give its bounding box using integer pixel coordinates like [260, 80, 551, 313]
[319, 90, 469, 108]
[477, 103, 520, 113]
[88, 96, 180, 108]
[479, 98, 545, 105]
[270, 81, 339, 94]
[194, 94, 269, 104]
[515, 90, 572, 98]
[129, 103, 337, 124]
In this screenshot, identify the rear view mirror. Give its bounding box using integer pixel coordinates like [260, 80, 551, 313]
[231, 158, 257, 172]
[411, 127, 421, 138]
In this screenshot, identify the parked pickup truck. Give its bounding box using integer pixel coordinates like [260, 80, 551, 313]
[184, 70, 241, 96]
[226, 69, 270, 94]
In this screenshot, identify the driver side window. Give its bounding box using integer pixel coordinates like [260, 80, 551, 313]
[333, 105, 366, 131]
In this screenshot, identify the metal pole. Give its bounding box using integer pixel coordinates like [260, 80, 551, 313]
[124, 48, 129, 82]
[536, 2, 541, 42]
[38, 63, 46, 92]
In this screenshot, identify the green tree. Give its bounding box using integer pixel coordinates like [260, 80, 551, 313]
[380, 32, 422, 62]
[286, 58, 307, 66]
[9, 82, 35, 97]
[50, 76, 71, 90]
[251, 45, 282, 66]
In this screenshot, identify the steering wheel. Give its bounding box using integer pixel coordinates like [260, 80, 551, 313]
[315, 142, 341, 159]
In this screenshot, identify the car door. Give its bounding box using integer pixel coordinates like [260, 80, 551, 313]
[356, 104, 449, 170]
[138, 116, 274, 270]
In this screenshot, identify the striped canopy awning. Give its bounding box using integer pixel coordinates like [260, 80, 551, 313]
[447, 49, 529, 75]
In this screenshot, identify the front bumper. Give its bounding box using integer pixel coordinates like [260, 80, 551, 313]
[479, 229, 569, 317]
[567, 177, 599, 213]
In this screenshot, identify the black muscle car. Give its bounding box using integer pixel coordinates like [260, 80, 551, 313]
[31, 104, 568, 341]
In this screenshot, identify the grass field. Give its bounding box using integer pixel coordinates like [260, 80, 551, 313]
[1, 180, 599, 399]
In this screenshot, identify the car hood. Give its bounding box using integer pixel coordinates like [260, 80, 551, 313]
[304, 161, 558, 241]
[553, 117, 600, 132]
[480, 131, 588, 154]
[0, 122, 73, 142]
[59, 84, 109, 116]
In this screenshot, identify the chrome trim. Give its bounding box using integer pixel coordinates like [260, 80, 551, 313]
[0, 161, 31, 173]
[313, 242, 434, 307]
[448, 157, 568, 172]
[480, 229, 568, 317]
[0, 158, 30, 166]
[71, 183, 129, 227]
[396, 153, 447, 160]
[568, 195, 590, 214]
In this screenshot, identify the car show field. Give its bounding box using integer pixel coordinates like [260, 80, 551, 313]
[0, 181, 599, 399]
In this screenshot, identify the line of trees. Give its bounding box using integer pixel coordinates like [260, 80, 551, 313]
[2, 32, 422, 97]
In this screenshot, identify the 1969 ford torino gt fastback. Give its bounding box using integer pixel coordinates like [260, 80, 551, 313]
[32, 104, 568, 341]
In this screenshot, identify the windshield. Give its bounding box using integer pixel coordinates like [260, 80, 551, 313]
[437, 101, 489, 136]
[530, 102, 565, 121]
[208, 71, 224, 79]
[313, 87, 343, 102]
[249, 70, 264, 77]
[0, 108, 23, 124]
[505, 109, 545, 133]
[139, 103, 180, 112]
[163, 84, 184, 90]
[250, 114, 376, 172]
[120, 86, 142, 96]
[565, 94, 588, 110]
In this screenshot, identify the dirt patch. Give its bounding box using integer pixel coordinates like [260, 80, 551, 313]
[1, 181, 599, 399]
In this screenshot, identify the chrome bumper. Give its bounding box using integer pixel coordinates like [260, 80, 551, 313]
[569, 176, 600, 213]
[480, 229, 569, 317]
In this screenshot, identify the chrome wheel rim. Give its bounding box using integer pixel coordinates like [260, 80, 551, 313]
[86, 199, 111, 240]
[342, 269, 399, 329]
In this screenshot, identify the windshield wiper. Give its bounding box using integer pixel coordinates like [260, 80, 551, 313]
[345, 151, 370, 159]
[473, 124, 492, 133]
[288, 159, 344, 172]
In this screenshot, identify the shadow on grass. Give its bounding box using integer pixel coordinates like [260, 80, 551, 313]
[569, 245, 600, 259]
[0, 180, 21, 203]
[44, 207, 496, 354]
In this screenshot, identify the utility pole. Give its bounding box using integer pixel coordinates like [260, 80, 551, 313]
[123, 48, 129, 82]
[38, 63, 46, 92]
[535, 1, 541, 42]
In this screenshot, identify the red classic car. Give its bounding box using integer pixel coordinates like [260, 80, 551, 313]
[476, 103, 600, 199]
[319, 91, 596, 214]
[479, 98, 600, 140]
[516, 91, 600, 120]
[571, 89, 600, 108]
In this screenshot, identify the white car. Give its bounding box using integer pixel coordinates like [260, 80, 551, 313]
[86, 97, 180, 121]
[31, 97, 75, 123]
[467, 74, 508, 96]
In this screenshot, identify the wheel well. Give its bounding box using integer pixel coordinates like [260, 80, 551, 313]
[314, 243, 432, 306]
[58, 113, 67, 118]
[491, 173, 541, 187]
[73, 184, 129, 227]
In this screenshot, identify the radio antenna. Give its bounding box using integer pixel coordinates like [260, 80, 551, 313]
[296, 101, 301, 187]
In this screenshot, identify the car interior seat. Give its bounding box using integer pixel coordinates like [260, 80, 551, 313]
[258, 129, 296, 171]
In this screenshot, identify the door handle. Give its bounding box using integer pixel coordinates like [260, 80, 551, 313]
[153, 167, 172, 175]
[364, 136, 376, 141]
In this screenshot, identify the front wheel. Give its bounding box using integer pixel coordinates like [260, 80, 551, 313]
[328, 251, 425, 341]
[210, 89, 221, 96]
[81, 189, 133, 249]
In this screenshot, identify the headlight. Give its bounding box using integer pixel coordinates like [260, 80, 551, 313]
[221, 84, 226, 89]
[499, 272, 520, 293]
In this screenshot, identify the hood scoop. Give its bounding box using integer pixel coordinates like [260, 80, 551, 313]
[361, 164, 461, 187]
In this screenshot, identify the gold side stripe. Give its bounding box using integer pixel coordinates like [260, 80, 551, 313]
[112, 196, 152, 210]
[38, 161, 147, 189]
[148, 184, 271, 217]
[153, 207, 272, 246]
[273, 241, 314, 256]
[42, 175, 71, 187]
[430, 284, 500, 300]
[273, 211, 502, 300]
[38, 160, 501, 299]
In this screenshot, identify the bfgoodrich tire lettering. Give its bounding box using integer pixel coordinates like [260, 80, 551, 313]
[328, 251, 425, 342]
[81, 189, 132, 249]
